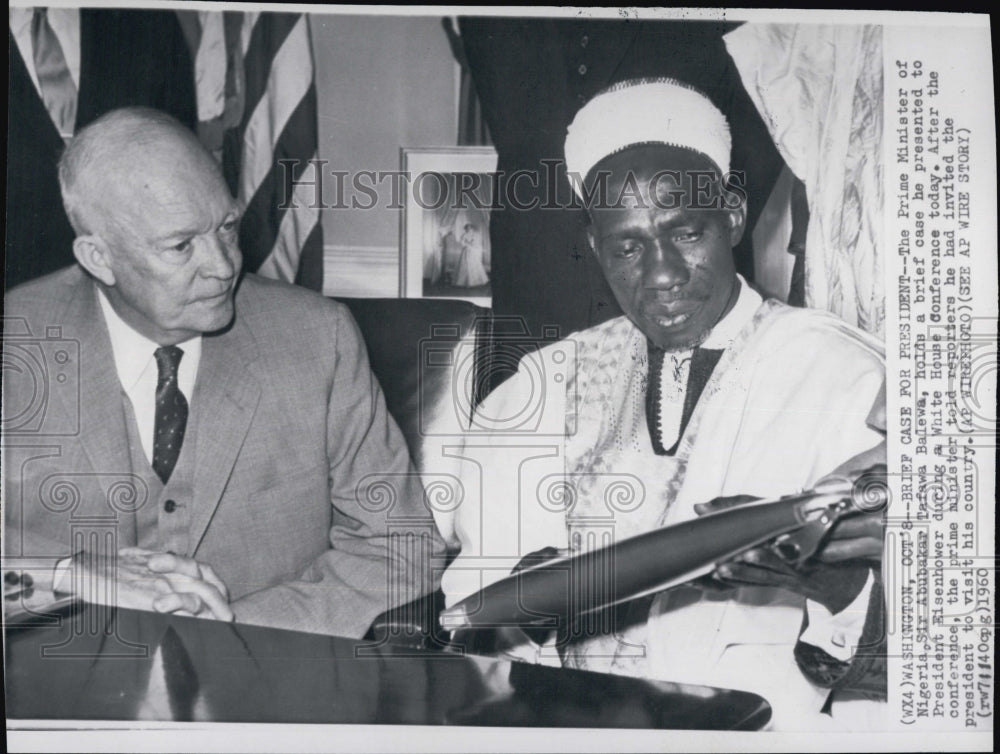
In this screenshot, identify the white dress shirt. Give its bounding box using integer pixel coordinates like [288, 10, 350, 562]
[97, 288, 201, 465]
[9, 6, 82, 94]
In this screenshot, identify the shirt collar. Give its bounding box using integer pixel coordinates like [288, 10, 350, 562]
[95, 285, 200, 393]
[699, 274, 763, 350]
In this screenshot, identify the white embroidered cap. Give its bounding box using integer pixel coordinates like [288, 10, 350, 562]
[564, 77, 731, 199]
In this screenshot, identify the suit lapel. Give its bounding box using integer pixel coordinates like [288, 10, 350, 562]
[53, 274, 137, 531]
[188, 311, 262, 555]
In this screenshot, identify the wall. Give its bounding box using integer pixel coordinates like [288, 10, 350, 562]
[309, 14, 458, 297]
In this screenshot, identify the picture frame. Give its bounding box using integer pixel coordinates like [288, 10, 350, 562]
[399, 146, 498, 307]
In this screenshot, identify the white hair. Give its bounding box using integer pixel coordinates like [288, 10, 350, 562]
[57, 107, 210, 235]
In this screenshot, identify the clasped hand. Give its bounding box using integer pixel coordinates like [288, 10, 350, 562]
[82, 547, 233, 621]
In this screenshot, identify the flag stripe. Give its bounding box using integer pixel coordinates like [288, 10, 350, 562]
[293, 222, 324, 289]
[197, 10, 324, 290]
[240, 11, 300, 131]
[255, 155, 321, 283]
[238, 14, 312, 204]
[194, 11, 227, 122]
[238, 85, 319, 272]
[239, 11, 260, 58]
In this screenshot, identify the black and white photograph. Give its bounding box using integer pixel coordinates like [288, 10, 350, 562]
[400, 146, 496, 306]
[2, 5, 995, 753]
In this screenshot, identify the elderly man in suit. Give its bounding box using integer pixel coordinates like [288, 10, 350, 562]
[2, 107, 444, 637]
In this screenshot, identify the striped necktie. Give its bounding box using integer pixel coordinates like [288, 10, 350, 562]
[31, 7, 78, 140]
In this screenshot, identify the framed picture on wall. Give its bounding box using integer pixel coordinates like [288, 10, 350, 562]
[400, 146, 498, 308]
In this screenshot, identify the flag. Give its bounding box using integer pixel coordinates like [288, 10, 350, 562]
[177, 10, 324, 291]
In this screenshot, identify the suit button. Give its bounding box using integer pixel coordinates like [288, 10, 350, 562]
[578, 64, 588, 76]
[164, 499, 177, 513]
[580, 34, 589, 47]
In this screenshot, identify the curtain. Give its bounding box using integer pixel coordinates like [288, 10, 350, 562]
[725, 24, 885, 337]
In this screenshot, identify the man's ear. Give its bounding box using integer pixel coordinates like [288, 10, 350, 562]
[72, 235, 116, 286]
[725, 201, 747, 248]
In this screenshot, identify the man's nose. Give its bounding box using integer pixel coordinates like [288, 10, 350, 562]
[200, 234, 239, 280]
[643, 238, 690, 290]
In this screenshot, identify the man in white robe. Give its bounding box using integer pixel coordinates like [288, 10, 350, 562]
[425, 79, 886, 730]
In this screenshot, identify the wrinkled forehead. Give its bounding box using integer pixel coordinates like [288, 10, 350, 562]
[107, 141, 234, 216]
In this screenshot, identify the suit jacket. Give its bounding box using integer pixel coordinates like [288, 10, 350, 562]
[2, 267, 445, 638]
[6, 9, 196, 290]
